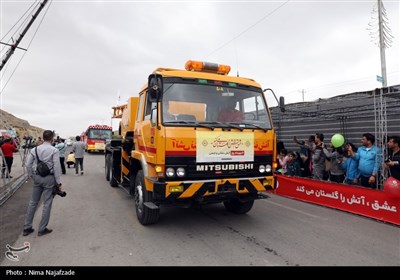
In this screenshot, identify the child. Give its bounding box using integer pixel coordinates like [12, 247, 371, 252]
[66, 151, 75, 168]
[286, 152, 302, 177]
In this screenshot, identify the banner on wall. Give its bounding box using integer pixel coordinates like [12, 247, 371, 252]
[274, 175, 400, 226]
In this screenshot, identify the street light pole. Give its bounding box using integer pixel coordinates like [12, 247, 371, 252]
[378, 0, 388, 87]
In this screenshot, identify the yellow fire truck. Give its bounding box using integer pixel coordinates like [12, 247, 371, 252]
[105, 60, 277, 225]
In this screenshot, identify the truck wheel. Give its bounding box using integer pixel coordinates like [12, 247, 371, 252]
[223, 198, 254, 214]
[108, 156, 118, 188]
[105, 154, 111, 181]
[134, 170, 160, 225]
[129, 172, 136, 196]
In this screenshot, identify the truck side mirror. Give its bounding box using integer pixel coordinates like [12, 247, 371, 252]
[279, 96, 285, 112]
[148, 74, 163, 102]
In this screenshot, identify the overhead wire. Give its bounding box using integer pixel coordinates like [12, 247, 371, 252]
[202, 0, 397, 105]
[1, 1, 38, 79]
[206, 0, 291, 58]
[0, 1, 39, 53]
[280, 71, 400, 102]
[0, 0, 53, 96]
[0, 15, 32, 79]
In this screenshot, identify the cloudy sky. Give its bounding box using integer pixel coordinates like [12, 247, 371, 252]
[1, 0, 399, 138]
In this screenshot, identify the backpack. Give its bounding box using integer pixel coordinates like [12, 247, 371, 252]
[35, 148, 51, 177]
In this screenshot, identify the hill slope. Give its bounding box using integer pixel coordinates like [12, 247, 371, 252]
[0, 109, 44, 139]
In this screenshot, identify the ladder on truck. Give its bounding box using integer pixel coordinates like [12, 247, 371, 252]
[112, 105, 127, 119]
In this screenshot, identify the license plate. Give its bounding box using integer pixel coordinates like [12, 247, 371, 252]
[216, 181, 237, 192]
[95, 143, 105, 149]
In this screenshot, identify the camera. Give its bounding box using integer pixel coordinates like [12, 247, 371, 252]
[52, 185, 67, 197]
[22, 136, 35, 149]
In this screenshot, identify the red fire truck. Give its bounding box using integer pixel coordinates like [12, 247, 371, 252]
[81, 124, 112, 153]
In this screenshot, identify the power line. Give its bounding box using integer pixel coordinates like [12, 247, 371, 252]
[0, 0, 50, 72]
[0, 0, 52, 96]
[281, 71, 400, 98]
[0, 1, 39, 44]
[206, 0, 291, 58]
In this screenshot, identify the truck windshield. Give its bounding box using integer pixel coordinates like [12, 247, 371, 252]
[162, 82, 272, 130]
[88, 129, 112, 139]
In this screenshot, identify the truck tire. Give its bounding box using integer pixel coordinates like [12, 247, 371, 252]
[134, 170, 160, 225]
[105, 154, 111, 181]
[223, 198, 254, 214]
[129, 172, 136, 196]
[108, 156, 118, 188]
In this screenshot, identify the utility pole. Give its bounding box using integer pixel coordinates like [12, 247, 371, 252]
[369, 0, 392, 188]
[0, 0, 49, 72]
[377, 0, 387, 87]
[369, 0, 393, 87]
[298, 89, 305, 102]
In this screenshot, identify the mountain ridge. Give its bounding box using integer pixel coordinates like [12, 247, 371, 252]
[0, 109, 44, 139]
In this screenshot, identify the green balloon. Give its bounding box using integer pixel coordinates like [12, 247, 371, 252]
[331, 134, 344, 148]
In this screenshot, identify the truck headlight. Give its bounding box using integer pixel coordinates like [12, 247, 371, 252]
[166, 168, 175, 177]
[259, 165, 266, 173]
[176, 167, 185, 177]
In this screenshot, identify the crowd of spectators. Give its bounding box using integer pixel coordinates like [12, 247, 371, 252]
[277, 133, 400, 190]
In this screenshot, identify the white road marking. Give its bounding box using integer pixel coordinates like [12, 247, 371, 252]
[265, 200, 325, 220]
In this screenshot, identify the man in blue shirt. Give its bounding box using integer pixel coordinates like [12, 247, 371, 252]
[55, 139, 67, 174]
[349, 133, 381, 189]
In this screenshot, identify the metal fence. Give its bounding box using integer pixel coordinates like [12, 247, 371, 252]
[271, 85, 400, 152]
[270, 85, 400, 189]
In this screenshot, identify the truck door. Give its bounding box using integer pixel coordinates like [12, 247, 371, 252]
[139, 95, 157, 164]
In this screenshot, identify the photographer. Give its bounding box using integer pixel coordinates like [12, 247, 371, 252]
[22, 130, 63, 237]
[22, 135, 34, 149]
[385, 135, 400, 180]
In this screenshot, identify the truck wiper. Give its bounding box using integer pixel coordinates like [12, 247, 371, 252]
[220, 123, 244, 131]
[164, 121, 215, 130]
[201, 121, 243, 131]
[237, 122, 268, 132]
[164, 121, 261, 132]
[163, 121, 189, 124]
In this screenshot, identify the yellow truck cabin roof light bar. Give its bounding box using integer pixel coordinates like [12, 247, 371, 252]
[185, 60, 231, 75]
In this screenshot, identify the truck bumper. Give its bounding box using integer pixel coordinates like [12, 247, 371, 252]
[152, 176, 274, 206]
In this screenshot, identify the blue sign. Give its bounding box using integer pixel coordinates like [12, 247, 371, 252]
[376, 75, 384, 83]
